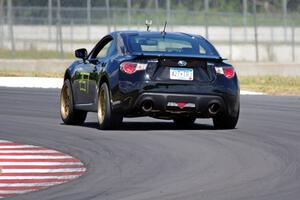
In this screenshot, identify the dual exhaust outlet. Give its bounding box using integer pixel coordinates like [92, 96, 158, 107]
[208, 103, 221, 115]
[141, 100, 153, 112]
[141, 100, 221, 115]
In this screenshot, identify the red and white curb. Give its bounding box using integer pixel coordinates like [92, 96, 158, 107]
[0, 77, 265, 95]
[0, 139, 86, 198]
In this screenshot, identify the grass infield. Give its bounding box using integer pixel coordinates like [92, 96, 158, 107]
[0, 49, 73, 59]
[240, 76, 300, 96]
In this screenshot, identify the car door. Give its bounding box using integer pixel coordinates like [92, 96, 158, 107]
[73, 36, 115, 105]
[73, 61, 97, 104]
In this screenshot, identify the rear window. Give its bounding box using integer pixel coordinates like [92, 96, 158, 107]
[122, 33, 219, 56]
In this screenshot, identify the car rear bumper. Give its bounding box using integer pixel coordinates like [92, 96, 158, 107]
[112, 80, 239, 118]
[112, 91, 239, 118]
[137, 92, 225, 116]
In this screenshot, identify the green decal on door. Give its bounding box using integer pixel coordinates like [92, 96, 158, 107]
[79, 72, 90, 93]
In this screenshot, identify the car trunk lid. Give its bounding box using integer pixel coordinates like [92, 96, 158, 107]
[131, 53, 222, 83]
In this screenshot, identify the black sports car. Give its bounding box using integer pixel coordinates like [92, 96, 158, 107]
[60, 31, 239, 130]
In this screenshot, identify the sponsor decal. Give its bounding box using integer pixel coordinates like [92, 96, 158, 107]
[167, 102, 195, 109]
[79, 72, 90, 93]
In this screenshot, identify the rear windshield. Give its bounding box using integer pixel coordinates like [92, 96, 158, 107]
[122, 33, 219, 56]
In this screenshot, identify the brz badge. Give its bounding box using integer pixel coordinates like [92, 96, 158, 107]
[178, 60, 187, 67]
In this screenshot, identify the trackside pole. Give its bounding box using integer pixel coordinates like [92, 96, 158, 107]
[253, 0, 259, 63]
[87, 0, 91, 40]
[7, 0, 15, 57]
[127, 0, 131, 29]
[105, 0, 111, 33]
[0, 0, 4, 49]
[204, 0, 209, 39]
[48, 0, 52, 41]
[243, 0, 248, 41]
[282, 0, 287, 42]
[291, 25, 295, 62]
[166, 0, 172, 31]
[56, 0, 64, 59]
[70, 20, 74, 52]
[155, 0, 159, 31]
[229, 14, 233, 61]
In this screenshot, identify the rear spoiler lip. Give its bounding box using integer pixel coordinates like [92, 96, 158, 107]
[131, 52, 224, 61]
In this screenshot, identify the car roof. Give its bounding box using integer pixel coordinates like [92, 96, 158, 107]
[112, 30, 204, 39]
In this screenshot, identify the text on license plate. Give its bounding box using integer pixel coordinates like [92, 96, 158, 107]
[170, 68, 193, 81]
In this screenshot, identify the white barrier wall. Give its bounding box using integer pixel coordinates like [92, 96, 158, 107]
[1, 25, 299, 42]
[0, 25, 299, 62]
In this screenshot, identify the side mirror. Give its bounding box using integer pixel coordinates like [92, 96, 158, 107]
[75, 48, 88, 61]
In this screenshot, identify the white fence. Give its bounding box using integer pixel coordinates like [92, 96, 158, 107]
[0, 1, 299, 62]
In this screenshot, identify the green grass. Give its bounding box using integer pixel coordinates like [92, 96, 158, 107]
[0, 49, 73, 59]
[0, 71, 63, 77]
[240, 76, 300, 96]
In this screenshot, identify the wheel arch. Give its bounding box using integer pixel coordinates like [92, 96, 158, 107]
[96, 74, 111, 104]
[62, 70, 76, 105]
[99, 74, 110, 89]
[63, 70, 71, 81]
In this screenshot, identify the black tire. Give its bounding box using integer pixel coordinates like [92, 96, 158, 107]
[213, 107, 239, 129]
[173, 116, 196, 126]
[60, 79, 87, 125]
[97, 83, 123, 130]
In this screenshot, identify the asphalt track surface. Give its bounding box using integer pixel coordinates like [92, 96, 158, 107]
[0, 87, 300, 200]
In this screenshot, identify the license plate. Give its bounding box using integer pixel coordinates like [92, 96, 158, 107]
[170, 68, 193, 81]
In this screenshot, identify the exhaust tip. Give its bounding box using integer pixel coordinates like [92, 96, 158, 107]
[208, 103, 220, 115]
[141, 100, 153, 112]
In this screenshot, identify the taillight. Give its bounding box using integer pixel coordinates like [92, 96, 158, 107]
[120, 62, 147, 74]
[120, 62, 136, 74]
[214, 67, 235, 79]
[223, 67, 235, 78]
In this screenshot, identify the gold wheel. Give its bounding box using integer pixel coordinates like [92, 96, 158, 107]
[60, 80, 87, 125]
[60, 84, 71, 119]
[97, 83, 123, 130]
[98, 88, 106, 124]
